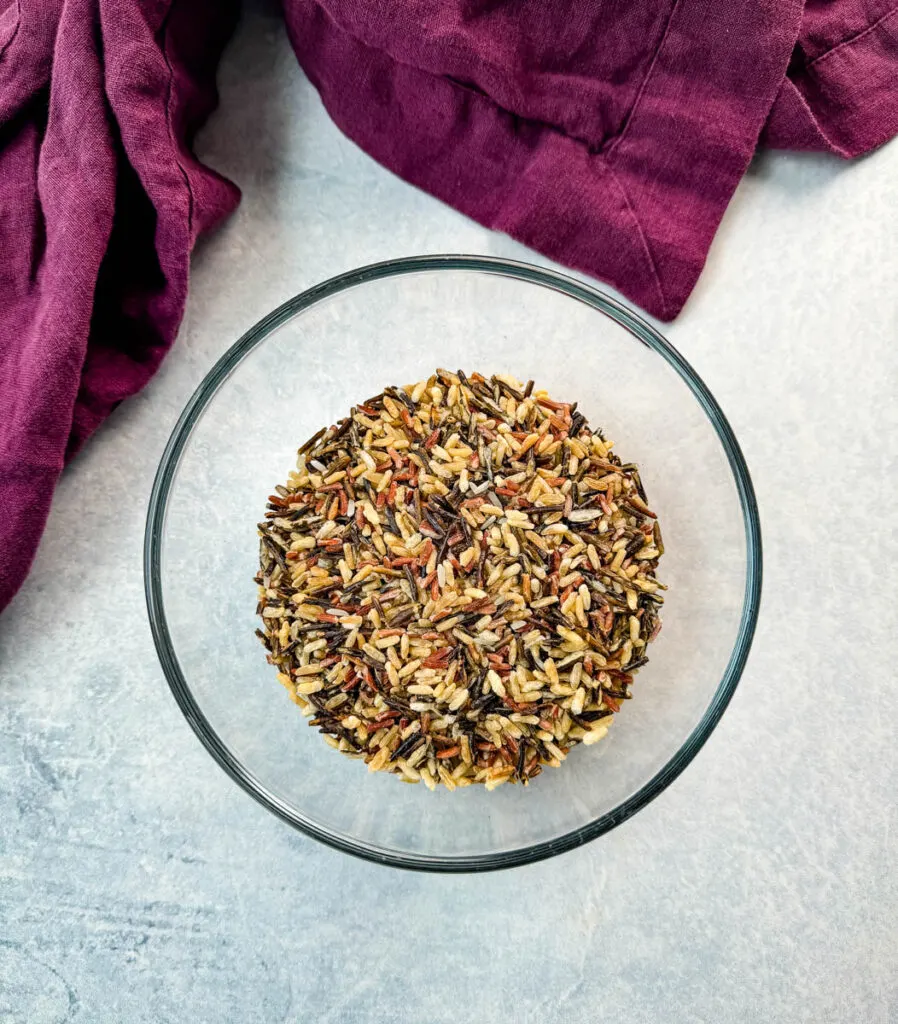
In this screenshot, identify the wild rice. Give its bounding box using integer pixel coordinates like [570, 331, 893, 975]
[255, 370, 664, 788]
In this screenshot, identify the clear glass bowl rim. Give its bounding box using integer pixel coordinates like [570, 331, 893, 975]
[144, 254, 763, 873]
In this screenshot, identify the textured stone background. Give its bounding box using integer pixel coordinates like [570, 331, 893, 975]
[2, 3, 896, 1021]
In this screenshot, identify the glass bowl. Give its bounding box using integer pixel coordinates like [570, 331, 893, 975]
[145, 255, 761, 872]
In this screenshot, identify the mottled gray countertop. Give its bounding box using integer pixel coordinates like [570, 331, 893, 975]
[2, 4, 897, 1022]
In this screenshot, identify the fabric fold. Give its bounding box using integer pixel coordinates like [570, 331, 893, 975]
[765, 3, 898, 156]
[283, 0, 804, 321]
[0, 0, 239, 611]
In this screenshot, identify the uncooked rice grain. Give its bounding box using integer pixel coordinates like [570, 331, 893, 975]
[255, 370, 664, 788]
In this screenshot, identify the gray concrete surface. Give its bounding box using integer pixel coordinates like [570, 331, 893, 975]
[2, 3, 896, 1021]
